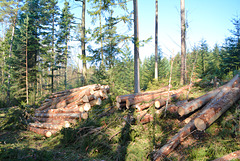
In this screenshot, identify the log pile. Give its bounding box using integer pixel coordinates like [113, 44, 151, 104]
[153, 74, 240, 160]
[116, 84, 191, 124]
[29, 84, 109, 137]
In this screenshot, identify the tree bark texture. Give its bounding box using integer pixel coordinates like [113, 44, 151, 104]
[213, 150, 240, 161]
[194, 87, 240, 131]
[133, 0, 140, 93]
[178, 74, 239, 116]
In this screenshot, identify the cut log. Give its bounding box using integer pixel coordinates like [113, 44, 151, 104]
[116, 85, 171, 103]
[194, 87, 240, 131]
[90, 98, 102, 107]
[29, 122, 63, 130]
[83, 103, 91, 112]
[32, 117, 78, 124]
[133, 100, 155, 111]
[35, 113, 80, 119]
[153, 118, 196, 160]
[178, 74, 239, 116]
[154, 99, 167, 108]
[81, 112, 88, 120]
[36, 107, 80, 114]
[213, 150, 240, 161]
[29, 126, 57, 137]
[126, 85, 191, 108]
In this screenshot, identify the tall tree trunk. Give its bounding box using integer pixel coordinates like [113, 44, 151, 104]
[180, 0, 186, 85]
[65, 40, 68, 90]
[133, 0, 140, 93]
[81, 0, 86, 85]
[51, 14, 55, 93]
[154, 0, 158, 81]
[26, 16, 29, 104]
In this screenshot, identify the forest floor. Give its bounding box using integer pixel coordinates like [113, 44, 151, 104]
[0, 85, 240, 161]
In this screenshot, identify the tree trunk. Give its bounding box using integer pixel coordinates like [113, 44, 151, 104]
[213, 150, 240, 161]
[81, 0, 86, 85]
[154, 0, 158, 81]
[180, 0, 186, 85]
[153, 118, 196, 160]
[133, 0, 140, 93]
[194, 87, 240, 131]
[178, 74, 239, 116]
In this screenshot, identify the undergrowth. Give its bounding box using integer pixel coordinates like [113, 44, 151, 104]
[0, 88, 239, 161]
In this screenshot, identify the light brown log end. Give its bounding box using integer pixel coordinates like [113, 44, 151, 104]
[45, 131, 52, 137]
[79, 105, 84, 112]
[64, 121, 71, 128]
[82, 95, 89, 103]
[81, 112, 88, 120]
[178, 107, 185, 116]
[84, 103, 91, 111]
[194, 118, 206, 131]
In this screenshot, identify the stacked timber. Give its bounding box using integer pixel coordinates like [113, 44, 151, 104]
[29, 84, 109, 137]
[116, 84, 192, 124]
[153, 74, 240, 160]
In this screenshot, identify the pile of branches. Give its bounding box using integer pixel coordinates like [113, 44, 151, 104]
[29, 84, 109, 137]
[153, 74, 240, 160]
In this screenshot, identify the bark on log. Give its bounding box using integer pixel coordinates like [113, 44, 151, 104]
[213, 150, 240, 161]
[29, 126, 57, 137]
[133, 100, 155, 111]
[116, 85, 171, 103]
[153, 118, 196, 160]
[155, 99, 167, 108]
[125, 85, 191, 108]
[29, 122, 64, 130]
[178, 74, 239, 116]
[194, 87, 240, 131]
[35, 107, 80, 114]
[32, 117, 78, 124]
[35, 113, 80, 119]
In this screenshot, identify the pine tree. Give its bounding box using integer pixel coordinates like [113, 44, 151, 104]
[57, 0, 74, 90]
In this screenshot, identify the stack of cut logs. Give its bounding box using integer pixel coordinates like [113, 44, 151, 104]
[29, 84, 109, 137]
[153, 74, 240, 160]
[116, 84, 191, 123]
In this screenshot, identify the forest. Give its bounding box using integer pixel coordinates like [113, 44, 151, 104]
[0, 0, 240, 160]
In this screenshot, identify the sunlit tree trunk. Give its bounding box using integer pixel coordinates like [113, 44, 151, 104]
[155, 0, 158, 81]
[81, 0, 86, 85]
[133, 0, 140, 93]
[180, 0, 186, 85]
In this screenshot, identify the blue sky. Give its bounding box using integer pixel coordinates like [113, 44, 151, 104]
[65, 0, 240, 64]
